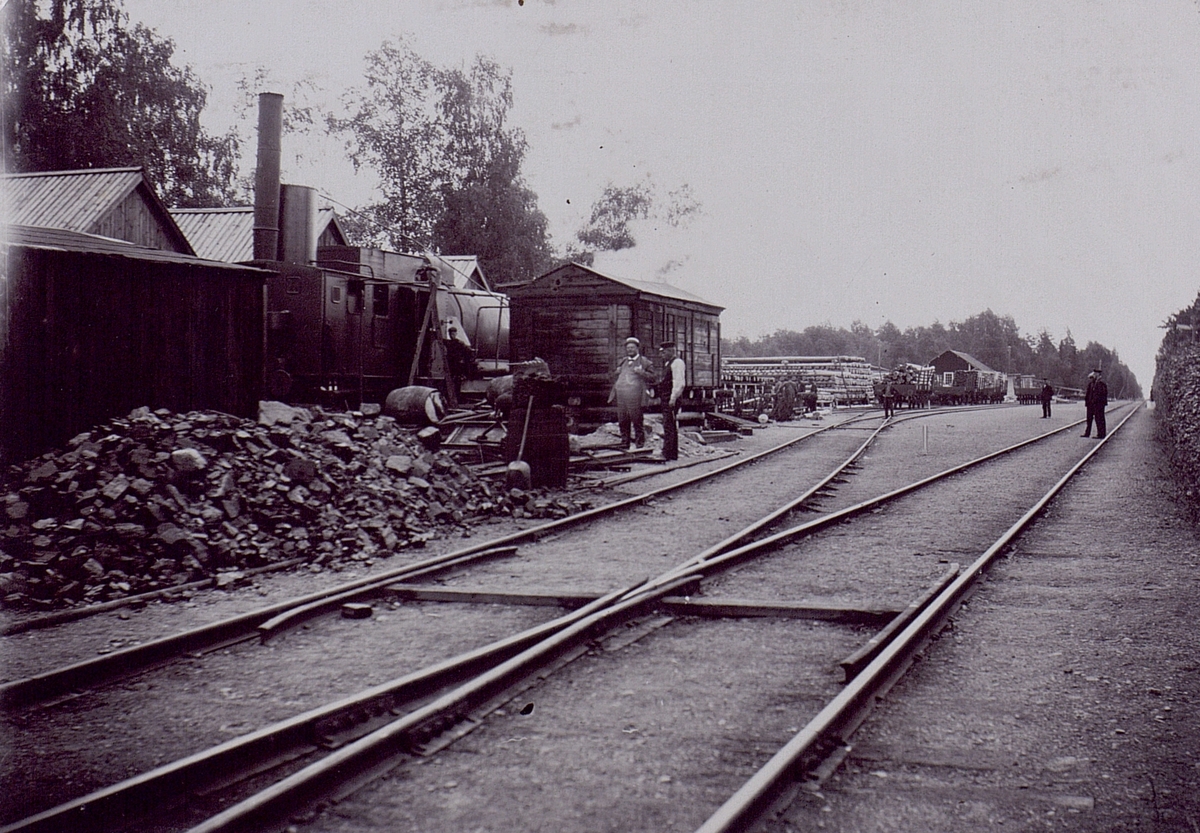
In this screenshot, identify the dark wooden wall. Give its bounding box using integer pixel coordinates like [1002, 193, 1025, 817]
[1, 247, 265, 463]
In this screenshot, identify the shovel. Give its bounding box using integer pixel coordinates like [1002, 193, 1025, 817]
[506, 395, 535, 489]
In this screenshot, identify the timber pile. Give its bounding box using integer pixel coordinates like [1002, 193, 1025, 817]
[722, 356, 882, 406]
[0, 402, 592, 611]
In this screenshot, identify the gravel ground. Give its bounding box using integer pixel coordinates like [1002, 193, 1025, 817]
[6, 401, 1178, 833]
[0, 416, 821, 682]
[306, 616, 866, 833]
[773, 402, 1200, 832]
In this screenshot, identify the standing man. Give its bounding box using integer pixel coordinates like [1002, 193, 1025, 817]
[1091, 369, 1109, 438]
[881, 378, 896, 418]
[609, 337, 654, 450]
[657, 341, 686, 461]
[442, 324, 476, 410]
[1082, 371, 1097, 436]
[1040, 379, 1055, 418]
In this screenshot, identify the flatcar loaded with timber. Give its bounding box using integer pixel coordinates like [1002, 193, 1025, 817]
[508, 263, 723, 427]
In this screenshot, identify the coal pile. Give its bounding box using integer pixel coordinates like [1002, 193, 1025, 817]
[1, 402, 590, 611]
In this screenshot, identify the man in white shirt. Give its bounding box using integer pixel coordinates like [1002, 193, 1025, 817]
[656, 341, 686, 461]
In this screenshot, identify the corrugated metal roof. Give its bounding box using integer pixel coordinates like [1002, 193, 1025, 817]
[4, 167, 146, 232]
[170, 207, 255, 262]
[3, 167, 194, 254]
[171, 205, 346, 263]
[4, 224, 267, 272]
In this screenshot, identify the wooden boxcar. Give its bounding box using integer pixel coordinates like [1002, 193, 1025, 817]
[508, 264, 723, 424]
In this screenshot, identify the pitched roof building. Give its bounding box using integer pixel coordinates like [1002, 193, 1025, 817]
[170, 205, 348, 263]
[3, 167, 193, 254]
[929, 349, 998, 375]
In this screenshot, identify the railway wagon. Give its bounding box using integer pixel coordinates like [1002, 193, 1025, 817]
[873, 364, 934, 409]
[928, 349, 1007, 406]
[265, 248, 509, 406]
[508, 263, 723, 425]
[930, 369, 1007, 405]
[721, 356, 879, 415]
[1012, 374, 1042, 405]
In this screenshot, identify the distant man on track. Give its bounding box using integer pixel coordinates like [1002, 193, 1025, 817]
[1040, 379, 1055, 418]
[881, 379, 896, 418]
[1084, 369, 1108, 438]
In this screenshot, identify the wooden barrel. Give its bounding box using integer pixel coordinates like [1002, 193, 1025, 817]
[383, 386, 445, 426]
[506, 404, 568, 488]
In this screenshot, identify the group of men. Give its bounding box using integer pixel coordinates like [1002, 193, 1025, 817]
[609, 337, 685, 461]
[1037, 370, 1108, 439]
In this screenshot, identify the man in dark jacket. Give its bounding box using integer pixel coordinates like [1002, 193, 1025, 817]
[1082, 370, 1109, 438]
[1091, 370, 1108, 438]
[1040, 380, 1054, 418]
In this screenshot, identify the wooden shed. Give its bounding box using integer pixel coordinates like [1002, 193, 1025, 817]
[4, 167, 194, 254]
[1, 225, 266, 463]
[928, 349, 1006, 405]
[508, 263, 723, 418]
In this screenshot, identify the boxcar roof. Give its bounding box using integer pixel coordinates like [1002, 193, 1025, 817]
[3, 167, 194, 254]
[516, 262, 723, 312]
[6, 224, 268, 274]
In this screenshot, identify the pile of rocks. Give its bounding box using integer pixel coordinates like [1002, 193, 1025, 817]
[0, 402, 591, 611]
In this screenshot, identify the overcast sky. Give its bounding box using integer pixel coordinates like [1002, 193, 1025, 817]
[124, 0, 1200, 390]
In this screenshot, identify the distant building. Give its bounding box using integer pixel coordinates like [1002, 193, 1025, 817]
[929, 349, 998, 387]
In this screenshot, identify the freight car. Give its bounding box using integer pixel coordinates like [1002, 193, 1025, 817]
[873, 364, 934, 409]
[928, 349, 1007, 406]
[721, 356, 879, 417]
[507, 263, 723, 427]
[1012, 374, 1042, 405]
[929, 368, 1007, 405]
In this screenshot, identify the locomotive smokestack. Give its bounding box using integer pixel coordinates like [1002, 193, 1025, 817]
[253, 92, 283, 261]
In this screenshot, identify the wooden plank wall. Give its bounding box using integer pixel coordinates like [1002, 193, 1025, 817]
[93, 190, 184, 252]
[1, 248, 264, 463]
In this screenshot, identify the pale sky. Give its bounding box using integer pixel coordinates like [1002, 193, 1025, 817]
[124, 0, 1200, 390]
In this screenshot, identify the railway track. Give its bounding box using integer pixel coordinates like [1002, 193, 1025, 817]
[0, 410, 873, 711]
[1, 402, 1136, 832]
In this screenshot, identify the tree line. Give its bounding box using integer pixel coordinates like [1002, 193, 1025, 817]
[725, 309, 1142, 398]
[2, 0, 687, 284]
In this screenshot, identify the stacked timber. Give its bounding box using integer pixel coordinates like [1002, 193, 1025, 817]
[722, 356, 882, 408]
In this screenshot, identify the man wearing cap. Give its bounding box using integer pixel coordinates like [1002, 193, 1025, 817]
[1039, 379, 1055, 418]
[609, 337, 654, 449]
[1082, 369, 1108, 438]
[1090, 369, 1108, 438]
[656, 341, 687, 461]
